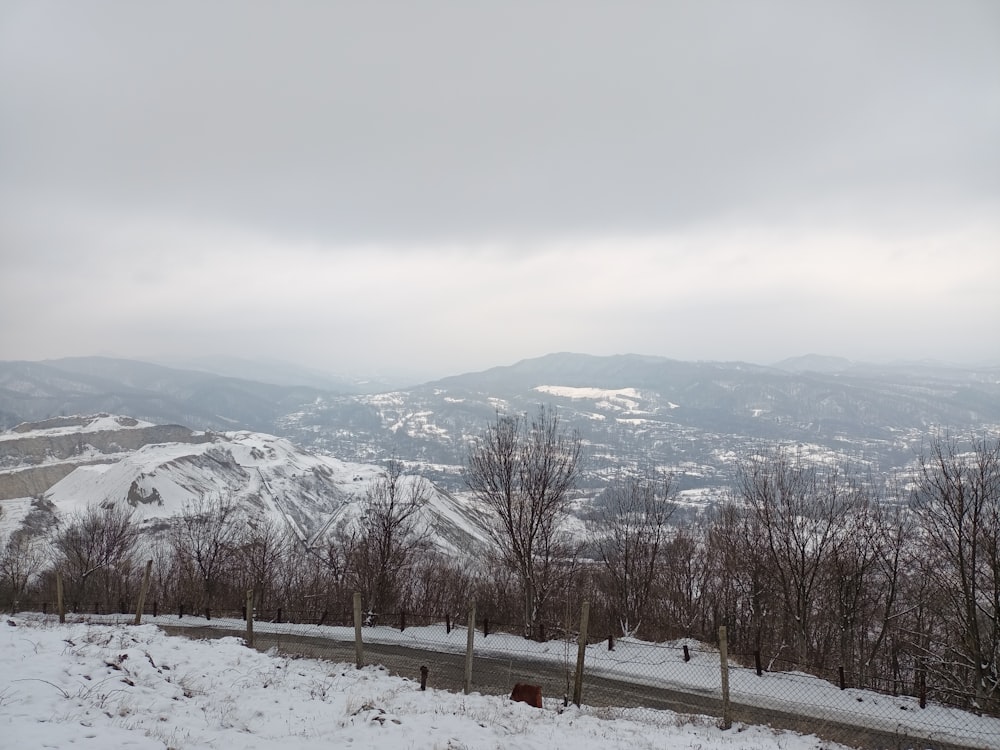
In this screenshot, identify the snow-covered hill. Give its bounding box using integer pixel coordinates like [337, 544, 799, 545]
[0, 415, 491, 556]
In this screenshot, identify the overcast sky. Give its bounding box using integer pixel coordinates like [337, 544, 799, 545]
[2, 1, 998, 379]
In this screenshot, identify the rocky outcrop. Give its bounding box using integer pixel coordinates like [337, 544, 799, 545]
[0, 419, 212, 500]
[0, 424, 210, 468]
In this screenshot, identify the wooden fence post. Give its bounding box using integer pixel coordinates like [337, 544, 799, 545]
[56, 571, 65, 624]
[133, 559, 153, 626]
[245, 589, 254, 648]
[918, 661, 927, 709]
[572, 600, 590, 707]
[353, 592, 364, 669]
[719, 626, 732, 730]
[464, 604, 476, 695]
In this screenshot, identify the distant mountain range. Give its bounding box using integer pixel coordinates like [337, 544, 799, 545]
[281, 352, 1000, 491]
[2, 353, 999, 499]
[0, 357, 336, 432]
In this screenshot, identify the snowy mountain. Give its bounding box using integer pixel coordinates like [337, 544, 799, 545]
[0, 357, 335, 432]
[0, 415, 490, 556]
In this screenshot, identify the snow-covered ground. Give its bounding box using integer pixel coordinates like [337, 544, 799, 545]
[4, 613, 999, 749]
[533, 385, 647, 412]
[2, 616, 851, 750]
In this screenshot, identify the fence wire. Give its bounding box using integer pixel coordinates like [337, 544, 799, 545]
[9, 599, 1000, 750]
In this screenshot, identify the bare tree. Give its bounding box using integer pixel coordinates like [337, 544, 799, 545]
[704, 498, 777, 657]
[407, 552, 476, 619]
[169, 495, 243, 610]
[351, 459, 431, 614]
[858, 493, 912, 689]
[913, 435, 1000, 711]
[465, 406, 581, 639]
[278, 541, 347, 623]
[237, 512, 287, 613]
[0, 530, 48, 613]
[734, 449, 857, 667]
[52, 501, 140, 606]
[593, 472, 676, 637]
[658, 522, 712, 638]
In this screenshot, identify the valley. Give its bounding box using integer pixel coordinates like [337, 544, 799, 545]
[3, 353, 999, 527]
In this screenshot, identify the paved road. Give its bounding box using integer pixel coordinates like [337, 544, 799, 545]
[162, 625, 984, 750]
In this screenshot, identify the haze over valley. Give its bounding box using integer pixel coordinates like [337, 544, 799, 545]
[2, 351, 998, 531]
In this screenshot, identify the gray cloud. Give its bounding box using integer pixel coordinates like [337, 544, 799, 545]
[1, 1, 998, 374]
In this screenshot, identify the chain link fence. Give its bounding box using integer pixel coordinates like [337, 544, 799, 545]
[7, 596, 1000, 750]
